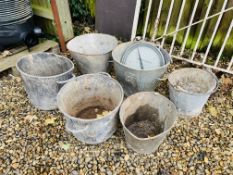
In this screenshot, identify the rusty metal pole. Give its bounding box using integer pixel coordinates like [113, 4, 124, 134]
[50, 0, 66, 52]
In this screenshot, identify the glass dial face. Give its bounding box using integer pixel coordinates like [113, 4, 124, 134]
[122, 43, 164, 70]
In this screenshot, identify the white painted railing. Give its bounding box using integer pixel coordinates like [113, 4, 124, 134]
[131, 0, 233, 74]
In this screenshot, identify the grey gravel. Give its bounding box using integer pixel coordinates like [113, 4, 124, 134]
[0, 61, 232, 174]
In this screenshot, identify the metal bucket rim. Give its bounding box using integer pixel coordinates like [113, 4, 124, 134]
[168, 68, 218, 95]
[112, 41, 171, 71]
[119, 91, 177, 141]
[67, 33, 118, 56]
[69, 49, 110, 57]
[16, 52, 74, 79]
[57, 73, 124, 122]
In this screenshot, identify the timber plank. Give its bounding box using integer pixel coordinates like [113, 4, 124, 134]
[32, 4, 54, 20]
[0, 40, 58, 72]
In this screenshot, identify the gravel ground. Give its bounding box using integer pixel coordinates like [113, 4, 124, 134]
[0, 61, 232, 175]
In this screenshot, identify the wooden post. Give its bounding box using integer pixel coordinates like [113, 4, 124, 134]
[50, 0, 66, 52]
[55, 0, 74, 41]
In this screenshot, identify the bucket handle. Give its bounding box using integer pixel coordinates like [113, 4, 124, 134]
[132, 37, 142, 41]
[97, 72, 111, 77]
[204, 68, 219, 94]
[211, 73, 219, 93]
[56, 74, 76, 87]
[155, 77, 167, 81]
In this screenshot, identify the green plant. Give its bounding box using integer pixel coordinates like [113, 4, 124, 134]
[69, 0, 90, 21]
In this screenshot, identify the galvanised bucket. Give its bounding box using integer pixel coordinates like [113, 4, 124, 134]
[168, 68, 218, 118]
[67, 33, 118, 74]
[119, 92, 177, 154]
[112, 41, 171, 96]
[57, 73, 124, 144]
[16, 52, 74, 110]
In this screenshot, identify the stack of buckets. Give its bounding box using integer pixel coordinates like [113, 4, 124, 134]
[16, 33, 218, 154]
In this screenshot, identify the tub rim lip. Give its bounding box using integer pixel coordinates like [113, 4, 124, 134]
[57, 73, 124, 122]
[119, 91, 178, 141]
[66, 33, 118, 56]
[16, 52, 74, 79]
[168, 68, 218, 96]
[112, 41, 171, 72]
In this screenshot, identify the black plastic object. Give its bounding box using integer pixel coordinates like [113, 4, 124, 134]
[0, 0, 40, 50]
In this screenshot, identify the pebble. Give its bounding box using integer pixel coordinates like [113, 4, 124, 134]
[204, 157, 209, 164]
[124, 154, 129, 161]
[0, 66, 232, 174]
[71, 170, 79, 175]
[107, 170, 112, 175]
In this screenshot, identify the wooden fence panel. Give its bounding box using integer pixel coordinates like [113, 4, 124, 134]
[31, 0, 74, 41]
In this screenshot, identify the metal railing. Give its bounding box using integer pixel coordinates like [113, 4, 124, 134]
[131, 0, 233, 74]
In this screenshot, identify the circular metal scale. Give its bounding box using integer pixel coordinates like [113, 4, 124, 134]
[120, 42, 165, 70]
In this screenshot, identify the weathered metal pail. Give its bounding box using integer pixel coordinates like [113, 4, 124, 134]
[120, 92, 177, 154]
[112, 41, 171, 96]
[16, 52, 74, 110]
[57, 73, 124, 144]
[168, 68, 218, 118]
[67, 33, 118, 74]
